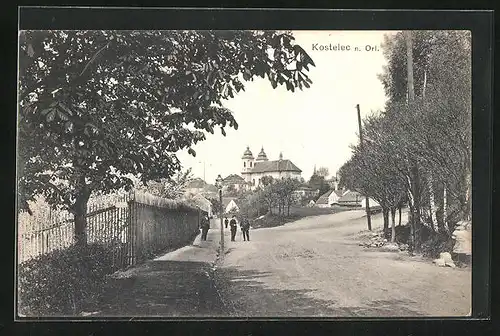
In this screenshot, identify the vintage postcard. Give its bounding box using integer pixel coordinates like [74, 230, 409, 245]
[16, 9, 483, 320]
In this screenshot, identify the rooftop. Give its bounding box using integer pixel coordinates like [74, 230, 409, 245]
[223, 174, 246, 183]
[250, 159, 302, 173]
[185, 178, 206, 189]
[333, 189, 347, 197]
[338, 190, 363, 203]
[316, 190, 334, 204]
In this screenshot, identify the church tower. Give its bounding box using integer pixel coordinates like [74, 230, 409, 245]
[256, 146, 269, 162]
[241, 146, 254, 182]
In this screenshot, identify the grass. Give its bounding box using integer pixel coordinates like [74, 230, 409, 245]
[251, 206, 352, 229]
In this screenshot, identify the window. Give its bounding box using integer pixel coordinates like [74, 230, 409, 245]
[244, 162, 246, 167]
[250, 162, 253, 167]
[253, 179, 255, 185]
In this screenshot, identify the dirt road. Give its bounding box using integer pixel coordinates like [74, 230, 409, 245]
[215, 210, 471, 317]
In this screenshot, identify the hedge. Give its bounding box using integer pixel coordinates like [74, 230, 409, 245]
[18, 243, 119, 316]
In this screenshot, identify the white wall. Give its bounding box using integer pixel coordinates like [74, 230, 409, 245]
[248, 171, 302, 190]
[361, 197, 380, 208]
[316, 203, 330, 208]
[328, 193, 340, 205]
[225, 200, 239, 213]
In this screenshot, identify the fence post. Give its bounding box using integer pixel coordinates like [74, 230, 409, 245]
[127, 199, 135, 267]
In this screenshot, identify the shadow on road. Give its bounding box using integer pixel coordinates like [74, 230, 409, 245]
[213, 265, 425, 317]
[87, 260, 425, 318]
[93, 260, 227, 317]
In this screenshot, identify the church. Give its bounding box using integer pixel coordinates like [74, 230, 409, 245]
[240, 146, 302, 190]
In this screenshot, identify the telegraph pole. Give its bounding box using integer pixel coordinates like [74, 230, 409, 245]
[356, 104, 372, 231]
[219, 188, 224, 255]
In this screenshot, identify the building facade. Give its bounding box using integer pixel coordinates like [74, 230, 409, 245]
[241, 146, 302, 189]
[222, 174, 248, 192]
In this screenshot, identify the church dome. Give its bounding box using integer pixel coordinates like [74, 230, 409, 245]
[241, 146, 254, 160]
[256, 147, 268, 161]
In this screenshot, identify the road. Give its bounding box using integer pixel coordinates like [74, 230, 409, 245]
[214, 209, 471, 317]
[87, 210, 470, 318]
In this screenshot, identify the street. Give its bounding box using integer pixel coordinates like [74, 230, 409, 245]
[215, 210, 471, 317]
[88, 210, 471, 317]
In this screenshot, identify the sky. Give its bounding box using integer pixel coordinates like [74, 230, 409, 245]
[176, 30, 398, 184]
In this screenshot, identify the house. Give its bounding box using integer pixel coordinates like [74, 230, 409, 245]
[330, 189, 349, 205]
[222, 197, 240, 214]
[185, 178, 218, 197]
[315, 188, 349, 208]
[185, 178, 208, 195]
[293, 184, 317, 199]
[240, 146, 302, 190]
[315, 190, 332, 208]
[186, 193, 213, 218]
[337, 190, 380, 209]
[307, 200, 316, 207]
[222, 174, 249, 192]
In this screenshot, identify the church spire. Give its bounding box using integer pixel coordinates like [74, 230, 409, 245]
[256, 146, 268, 161]
[241, 146, 254, 160]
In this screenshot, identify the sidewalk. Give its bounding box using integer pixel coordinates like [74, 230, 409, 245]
[84, 218, 230, 317]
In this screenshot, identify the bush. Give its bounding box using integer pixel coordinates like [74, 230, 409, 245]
[18, 243, 118, 316]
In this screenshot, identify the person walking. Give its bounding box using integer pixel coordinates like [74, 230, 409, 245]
[241, 216, 250, 241]
[229, 215, 238, 242]
[224, 217, 229, 229]
[201, 214, 210, 241]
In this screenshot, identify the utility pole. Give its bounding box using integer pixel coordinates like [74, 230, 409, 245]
[219, 188, 224, 255]
[356, 104, 372, 231]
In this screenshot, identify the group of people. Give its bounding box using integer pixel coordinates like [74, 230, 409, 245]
[199, 213, 251, 242]
[224, 215, 251, 242]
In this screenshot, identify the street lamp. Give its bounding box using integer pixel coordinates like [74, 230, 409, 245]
[215, 174, 224, 256]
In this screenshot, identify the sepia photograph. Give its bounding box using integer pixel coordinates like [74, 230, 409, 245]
[17, 22, 475, 318]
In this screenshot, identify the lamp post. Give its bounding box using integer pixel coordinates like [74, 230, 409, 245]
[215, 174, 224, 256]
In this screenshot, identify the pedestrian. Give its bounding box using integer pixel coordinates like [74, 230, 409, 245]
[229, 215, 238, 242]
[201, 213, 210, 241]
[224, 217, 229, 229]
[241, 216, 250, 241]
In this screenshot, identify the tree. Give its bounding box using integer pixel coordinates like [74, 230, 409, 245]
[260, 182, 278, 215]
[239, 189, 268, 219]
[225, 184, 238, 196]
[280, 178, 301, 216]
[260, 175, 275, 187]
[340, 30, 471, 249]
[316, 167, 329, 178]
[135, 168, 193, 199]
[308, 173, 330, 199]
[382, 31, 471, 238]
[18, 30, 315, 246]
[340, 115, 407, 241]
[208, 196, 222, 216]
